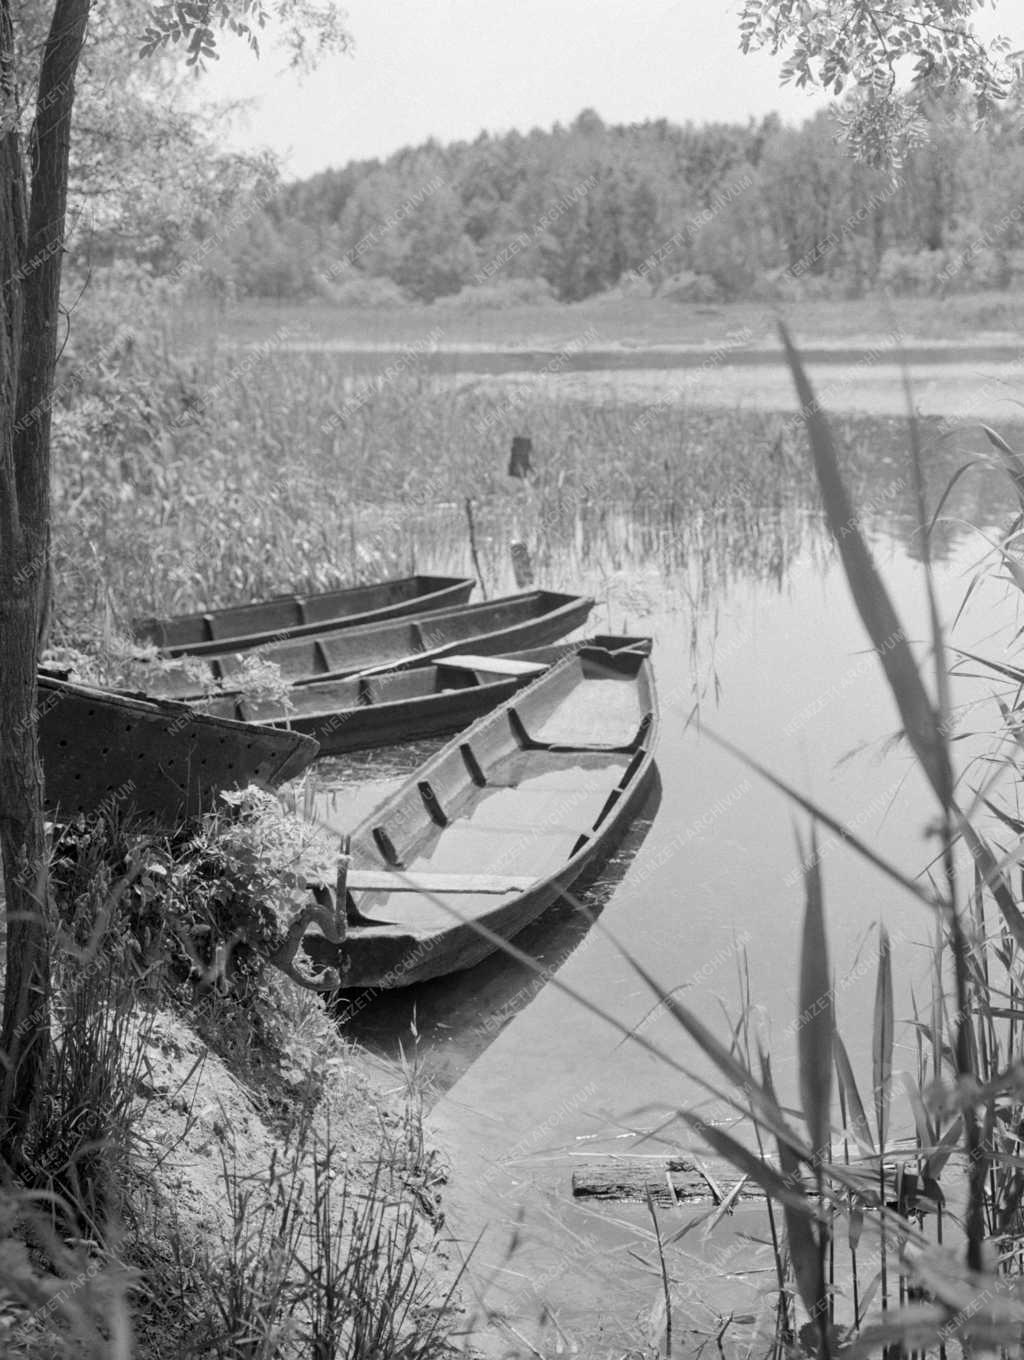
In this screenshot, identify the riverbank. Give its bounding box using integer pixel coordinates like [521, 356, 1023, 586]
[0, 797, 465, 1359]
[129, 985, 458, 1358]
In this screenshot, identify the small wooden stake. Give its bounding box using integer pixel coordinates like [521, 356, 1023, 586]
[508, 434, 533, 479]
[337, 833, 351, 907]
[464, 496, 488, 600]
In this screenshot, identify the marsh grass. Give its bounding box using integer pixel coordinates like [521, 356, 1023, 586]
[51, 301, 927, 655]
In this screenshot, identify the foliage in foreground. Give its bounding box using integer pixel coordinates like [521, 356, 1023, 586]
[0, 798, 458, 1358]
[613, 346, 1024, 1356]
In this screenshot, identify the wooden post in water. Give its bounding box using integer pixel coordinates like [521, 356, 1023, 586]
[464, 497, 488, 600]
[336, 833, 351, 928]
[508, 435, 533, 479]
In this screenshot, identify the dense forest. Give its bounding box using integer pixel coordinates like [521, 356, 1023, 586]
[101, 99, 1024, 306]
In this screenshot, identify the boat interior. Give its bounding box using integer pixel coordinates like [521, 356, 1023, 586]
[198, 638, 646, 726]
[343, 647, 655, 932]
[152, 591, 584, 698]
[204, 654, 548, 724]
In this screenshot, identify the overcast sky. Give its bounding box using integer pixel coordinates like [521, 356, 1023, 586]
[197, 1, 1024, 181]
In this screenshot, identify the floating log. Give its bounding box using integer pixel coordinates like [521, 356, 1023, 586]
[573, 1144, 940, 1208]
[571, 1158, 766, 1206]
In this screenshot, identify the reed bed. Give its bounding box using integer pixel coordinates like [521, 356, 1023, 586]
[51, 304, 951, 649]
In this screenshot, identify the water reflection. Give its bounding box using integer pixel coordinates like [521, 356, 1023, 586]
[347, 420, 1022, 635]
[333, 770, 663, 1091]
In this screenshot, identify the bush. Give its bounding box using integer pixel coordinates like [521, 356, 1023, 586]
[876, 247, 947, 295]
[318, 272, 411, 308]
[50, 792, 336, 1001]
[659, 269, 722, 303]
[430, 276, 556, 310]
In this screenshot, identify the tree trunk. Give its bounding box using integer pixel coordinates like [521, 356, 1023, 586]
[0, 0, 90, 1160]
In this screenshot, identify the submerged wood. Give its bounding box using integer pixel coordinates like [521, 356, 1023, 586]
[572, 1141, 929, 1206]
[144, 590, 595, 701]
[37, 675, 318, 825]
[302, 641, 659, 988]
[132, 573, 475, 657]
[200, 635, 651, 755]
[571, 1158, 766, 1205]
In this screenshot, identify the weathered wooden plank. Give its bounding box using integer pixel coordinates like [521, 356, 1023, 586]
[442, 654, 548, 676]
[571, 1158, 767, 1205]
[346, 869, 536, 894]
[573, 1143, 946, 1208]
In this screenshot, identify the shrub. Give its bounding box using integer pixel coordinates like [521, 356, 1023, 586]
[659, 269, 722, 303]
[431, 276, 556, 310]
[876, 246, 946, 295]
[318, 272, 411, 308]
[49, 792, 335, 1002]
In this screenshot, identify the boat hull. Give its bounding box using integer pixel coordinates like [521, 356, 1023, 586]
[303, 643, 659, 988]
[146, 590, 595, 700]
[37, 676, 318, 825]
[338, 752, 657, 988]
[133, 574, 475, 657]
[203, 636, 652, 756]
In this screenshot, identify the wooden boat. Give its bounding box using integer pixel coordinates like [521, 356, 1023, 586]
[132, 573, 475, 657]
[37, 674, 318, 824]
[200, 636, 652, 755]
[302, 641, 658, 988]
[145, 590, 595, 701]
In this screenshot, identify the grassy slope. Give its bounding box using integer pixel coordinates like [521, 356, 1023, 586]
[0, 795, 460, 1358]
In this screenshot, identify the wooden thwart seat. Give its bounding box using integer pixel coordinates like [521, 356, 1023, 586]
[442, 655, 548, 676]
[346, 868, 536, 894]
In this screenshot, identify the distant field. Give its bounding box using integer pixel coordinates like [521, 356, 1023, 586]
[183, 290, 1024, 354]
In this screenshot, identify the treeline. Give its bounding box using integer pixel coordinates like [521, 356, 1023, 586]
[174, 101, 1024, 304]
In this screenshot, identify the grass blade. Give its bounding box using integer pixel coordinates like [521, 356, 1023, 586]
[761, 1053, 828, 1334]
[951, 650, 1024, 686]
[833, 1034, 874, 1155]
[927, 459, 986, 541]
[924, 1116, 963, 1180]
[872, 925, 893, 1151]
[957, 815, 1024, 953]
[983, 424, 1024, 509]
[798, 826, 833, 1165]
[676, 1110, 821, 1221]
[900, 1071, 934, 1151]
[780, 324, 952, 808]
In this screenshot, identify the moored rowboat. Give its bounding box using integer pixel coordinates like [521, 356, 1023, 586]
[200, 635, 651, 755]
[145, 590, 595, 701]
[132, 573, 475, 657]
[302, 641, 659, 988]
[38, 674, 318, 824]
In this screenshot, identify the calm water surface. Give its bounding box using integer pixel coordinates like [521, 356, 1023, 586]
[304, 380, 1024, 1355]
[275, 336, 1024, 421]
